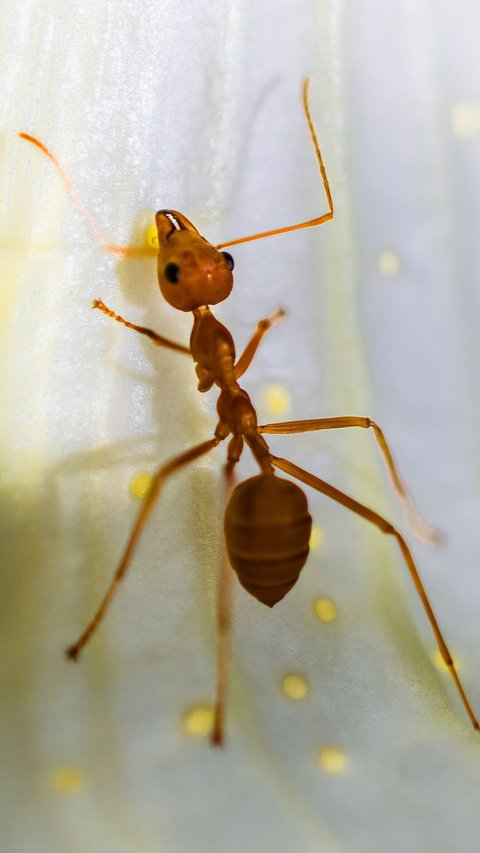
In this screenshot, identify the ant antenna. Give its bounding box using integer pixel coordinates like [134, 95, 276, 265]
[216, 78, 334, 251]
[18, 132, 157, 259]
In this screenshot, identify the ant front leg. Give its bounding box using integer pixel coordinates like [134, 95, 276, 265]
[259, 416, 440, 546]
[234, 308, 285, 379]
[270, 453, 480, 733]
[93, 299, 191, 355]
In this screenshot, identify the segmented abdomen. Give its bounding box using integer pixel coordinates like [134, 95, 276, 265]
[224, 474, 312, 607]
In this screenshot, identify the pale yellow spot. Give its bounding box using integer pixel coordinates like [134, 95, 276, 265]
[130, 472, 153, 499]
[314, 597, 337, 622]
[378, 251, 400, 277]
[263, 383, 291, 415]
[182, 705, 214, 738]
[145, 223, 159, 249]
[51, 767, 85, 795]
[309, 525, 324, 550]
[282, 673, 309, 700]
[316, 746, 347, 774]
[432, 648, 460, 673]
[451, 101, 480, 139]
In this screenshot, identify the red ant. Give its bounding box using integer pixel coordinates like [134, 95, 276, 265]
[19, 80, 479, 745]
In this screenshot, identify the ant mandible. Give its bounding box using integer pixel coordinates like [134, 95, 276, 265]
[19, 80, 479, 745]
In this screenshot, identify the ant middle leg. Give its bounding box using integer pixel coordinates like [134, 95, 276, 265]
[270, 452, 479, 732]
[259, 416, 440, 545]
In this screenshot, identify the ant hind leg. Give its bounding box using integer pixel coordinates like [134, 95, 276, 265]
[65, 437, 220, 661]
[270, 452, 479, 732]
[212, 436, 243, 747]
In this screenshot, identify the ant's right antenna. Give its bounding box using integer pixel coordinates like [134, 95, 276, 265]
[216, 78, 334, 251]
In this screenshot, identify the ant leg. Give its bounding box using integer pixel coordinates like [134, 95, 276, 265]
[270, 453, 479, 731]
[66, 437, 220, 661]
[260, 417, 440, 546]
[212, 437, 243, 747]
[234, 308, 285, 379]
[93, 299, 191, 355]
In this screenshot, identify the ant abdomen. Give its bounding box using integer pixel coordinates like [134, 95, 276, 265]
[224, 474, 312, 607]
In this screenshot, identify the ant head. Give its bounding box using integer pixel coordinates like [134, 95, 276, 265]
[155, 210, 234, 312]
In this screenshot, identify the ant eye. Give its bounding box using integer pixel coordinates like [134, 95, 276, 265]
[221, 251, 234, 271]
[164, 262, 180, 284]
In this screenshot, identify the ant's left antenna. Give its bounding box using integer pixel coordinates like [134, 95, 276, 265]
[18, 132, 157, 259]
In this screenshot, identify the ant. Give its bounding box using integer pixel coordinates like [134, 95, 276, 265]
[19, 80, 479, 745]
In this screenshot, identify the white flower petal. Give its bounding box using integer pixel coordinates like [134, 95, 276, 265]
[2, 2, 480, 851]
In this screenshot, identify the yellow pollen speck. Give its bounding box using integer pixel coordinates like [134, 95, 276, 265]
[263, 383, 291, 415]
[309, 525, 324, 549]
[51, 767, 85, 795]
[282, 673, 309, 700]
[432, 649, 460, 673]
[145, 223, 159, 249]
[316, 746, 347, 774]
[451, 101, 480, 139]
[182, 705, 214, 738]
[314, 597, 337, 622]
[378, 251, 400, 277]
[130, 472, 153, 499]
